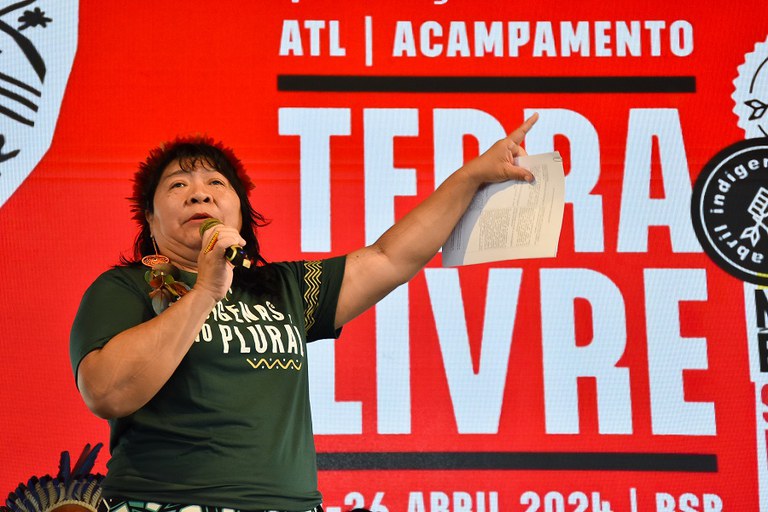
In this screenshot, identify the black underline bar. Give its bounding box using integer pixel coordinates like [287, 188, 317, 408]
[317, 452, 717, 472]
[277, 75, 696, 93]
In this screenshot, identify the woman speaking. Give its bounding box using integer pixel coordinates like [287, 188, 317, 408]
[70, 115, 537, 512]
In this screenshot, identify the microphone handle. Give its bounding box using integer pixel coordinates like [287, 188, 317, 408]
[200, 218, 251, 268]
[224, 245, 251, 268]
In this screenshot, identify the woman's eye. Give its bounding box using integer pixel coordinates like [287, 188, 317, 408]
[211, 179, 226, 186]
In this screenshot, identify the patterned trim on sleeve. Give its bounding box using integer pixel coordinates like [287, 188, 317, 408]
[303, 260, 322, 331]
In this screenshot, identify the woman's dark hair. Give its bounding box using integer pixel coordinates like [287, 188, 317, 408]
[124, 135, 269, 266]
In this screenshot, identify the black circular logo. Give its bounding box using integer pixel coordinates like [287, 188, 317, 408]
[691, 138, 768, 285]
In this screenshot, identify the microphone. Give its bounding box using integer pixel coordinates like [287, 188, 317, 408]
[199, 218, 252, 268]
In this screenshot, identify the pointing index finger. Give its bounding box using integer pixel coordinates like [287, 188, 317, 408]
[509, 112, 539, 145]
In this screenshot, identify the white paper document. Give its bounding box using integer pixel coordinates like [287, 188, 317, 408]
[442, 151, 565, 267]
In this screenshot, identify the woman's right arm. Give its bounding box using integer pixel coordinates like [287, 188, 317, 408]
[77, 287, 217, 419]
[76, 225, 241, 419]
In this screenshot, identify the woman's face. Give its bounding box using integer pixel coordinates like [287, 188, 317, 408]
[147, 157, 243, 267]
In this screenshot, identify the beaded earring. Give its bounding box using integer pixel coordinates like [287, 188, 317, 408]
[141, 235, 170, 267]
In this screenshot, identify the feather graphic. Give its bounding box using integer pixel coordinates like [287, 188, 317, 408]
[741, 187, 768, 247]
[745, 98, 768, 121]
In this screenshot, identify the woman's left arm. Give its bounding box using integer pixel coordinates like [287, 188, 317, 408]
[335, 113, 538, 328]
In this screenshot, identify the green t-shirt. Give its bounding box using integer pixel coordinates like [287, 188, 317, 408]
[70, 257, 345, 511]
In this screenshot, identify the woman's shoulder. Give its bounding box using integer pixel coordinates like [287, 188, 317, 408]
[87, 264, 149, 293]
[104, 263, 146, 279]
[238, 260, 297, 287]
[261, 255, 345, 271]
[250, 257, 346, 290]
[254, 258, 332, 282]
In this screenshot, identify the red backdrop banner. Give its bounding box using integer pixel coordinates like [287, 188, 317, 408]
[1, 1, 766, 511]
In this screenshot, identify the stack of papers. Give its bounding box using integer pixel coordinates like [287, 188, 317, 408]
[442, 151, 565, 267]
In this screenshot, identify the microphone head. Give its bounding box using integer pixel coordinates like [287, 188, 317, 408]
[199, 218, 222, 237]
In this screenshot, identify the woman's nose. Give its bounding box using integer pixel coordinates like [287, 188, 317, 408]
[188, 188, 212, 204]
